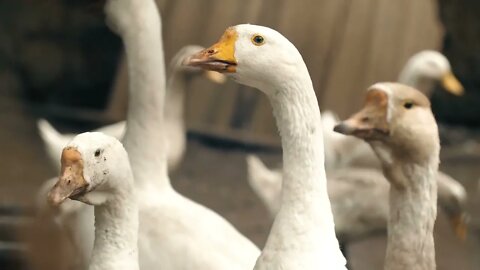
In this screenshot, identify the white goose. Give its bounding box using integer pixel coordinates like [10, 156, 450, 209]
[48, 132, 139, 270]
[34, 44, 225, 270]
[187, 24, 347, 269]
[104, 1, 259, 269]
[334, 82, 439, 269]
[37, 46, 224, 173]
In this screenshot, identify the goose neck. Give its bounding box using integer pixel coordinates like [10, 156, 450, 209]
[120, 12, 169, 189]
[384, 158, 438, 270]
[398, 68, 435, 96]
[90, 188, 139, 270]
[261, 69, 345, 266]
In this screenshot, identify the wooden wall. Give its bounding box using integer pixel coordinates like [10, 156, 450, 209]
[110, 0, 443, 146]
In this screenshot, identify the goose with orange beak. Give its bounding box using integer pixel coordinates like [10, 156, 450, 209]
[399, 50, 464, 96]
[187, 24, 347, 270]
[335, 82, 440, 269]
[48, 132, 140, 270]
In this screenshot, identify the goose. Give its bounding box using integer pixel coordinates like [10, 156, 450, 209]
[186, 24, 347, 269]
[48, 132, 139, 270]
[37, 46, 224, 173]
[34, 44, 225, 270]
[102, 1, 260, 269]
[334, 82, 440, 269]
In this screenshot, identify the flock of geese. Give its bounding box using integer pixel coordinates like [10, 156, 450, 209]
[33, 0, 471, 269]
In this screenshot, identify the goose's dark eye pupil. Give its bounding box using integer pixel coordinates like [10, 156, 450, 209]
[254, 36, 264, 44]
[94, 150, 101, 157]
[404, 102, 414, 109]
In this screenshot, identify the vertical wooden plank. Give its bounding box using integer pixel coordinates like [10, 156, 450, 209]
[322, 0, 380, 118]
[363, 0, 410, 86]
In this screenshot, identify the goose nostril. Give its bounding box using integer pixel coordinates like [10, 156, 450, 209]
[361, 117, 370, 122]
[67, 179, 71, 185]
[207, 49, 215, 54]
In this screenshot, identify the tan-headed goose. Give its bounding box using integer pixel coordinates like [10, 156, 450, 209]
[335, 82, 439, 269]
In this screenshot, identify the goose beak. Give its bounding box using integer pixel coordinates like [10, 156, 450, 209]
[184, 27, 238, 73]
[47, 147, 88, 206]
[451, 213, 468, 241]
[441, 71, 464, 96]
[334, 89, 390, 140]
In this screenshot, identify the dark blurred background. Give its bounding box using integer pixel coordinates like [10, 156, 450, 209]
[0, 0, 480, 269]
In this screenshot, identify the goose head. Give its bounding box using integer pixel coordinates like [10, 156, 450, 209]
[398, 50, 464, 96]
[334, 82, 439, 164]
[48, 132, 130, 206]
[185, 24, 306, 94]
[172, 45, 226, 84]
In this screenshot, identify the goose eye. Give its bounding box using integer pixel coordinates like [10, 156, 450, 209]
[251, 34, 265, 46]
[403, 101, 414, 109]
[94, 149, 101, 157]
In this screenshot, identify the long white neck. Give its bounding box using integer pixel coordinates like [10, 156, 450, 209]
[378, 148, 438, 270]
[260, 64, 346, 268]
[164, 71, 188, 125]
[398, 66, 436, 96]
[118, 1, 170, 190]
[89, 180, 139, 270]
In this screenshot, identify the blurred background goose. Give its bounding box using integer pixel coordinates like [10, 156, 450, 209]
[187, 24, 347, 269]
[37, 45, 225, 173]
[48, 132, 139, 270]
[334, 83, 440, 269]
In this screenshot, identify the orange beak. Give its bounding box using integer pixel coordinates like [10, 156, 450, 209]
[185, 27, 238, 73]
[47, 147, 88, 206]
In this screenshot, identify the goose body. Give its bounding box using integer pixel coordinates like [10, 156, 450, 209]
[335, 82, 440, 269]
[187, 24, 346, 269]
[48, 132, 139, 270]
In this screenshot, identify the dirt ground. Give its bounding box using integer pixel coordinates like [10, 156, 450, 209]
[1, 92, 480, 269]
